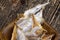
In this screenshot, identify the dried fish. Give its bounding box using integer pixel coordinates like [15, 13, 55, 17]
[34, 10, 44, 23]
[15, 0, 55, 40]
[24, 1, 49, 18]
[17, 28, 26, 40]
[16, 18, 33, 32]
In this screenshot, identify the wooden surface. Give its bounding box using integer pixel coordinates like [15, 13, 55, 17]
[43, 0, 60, 33]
